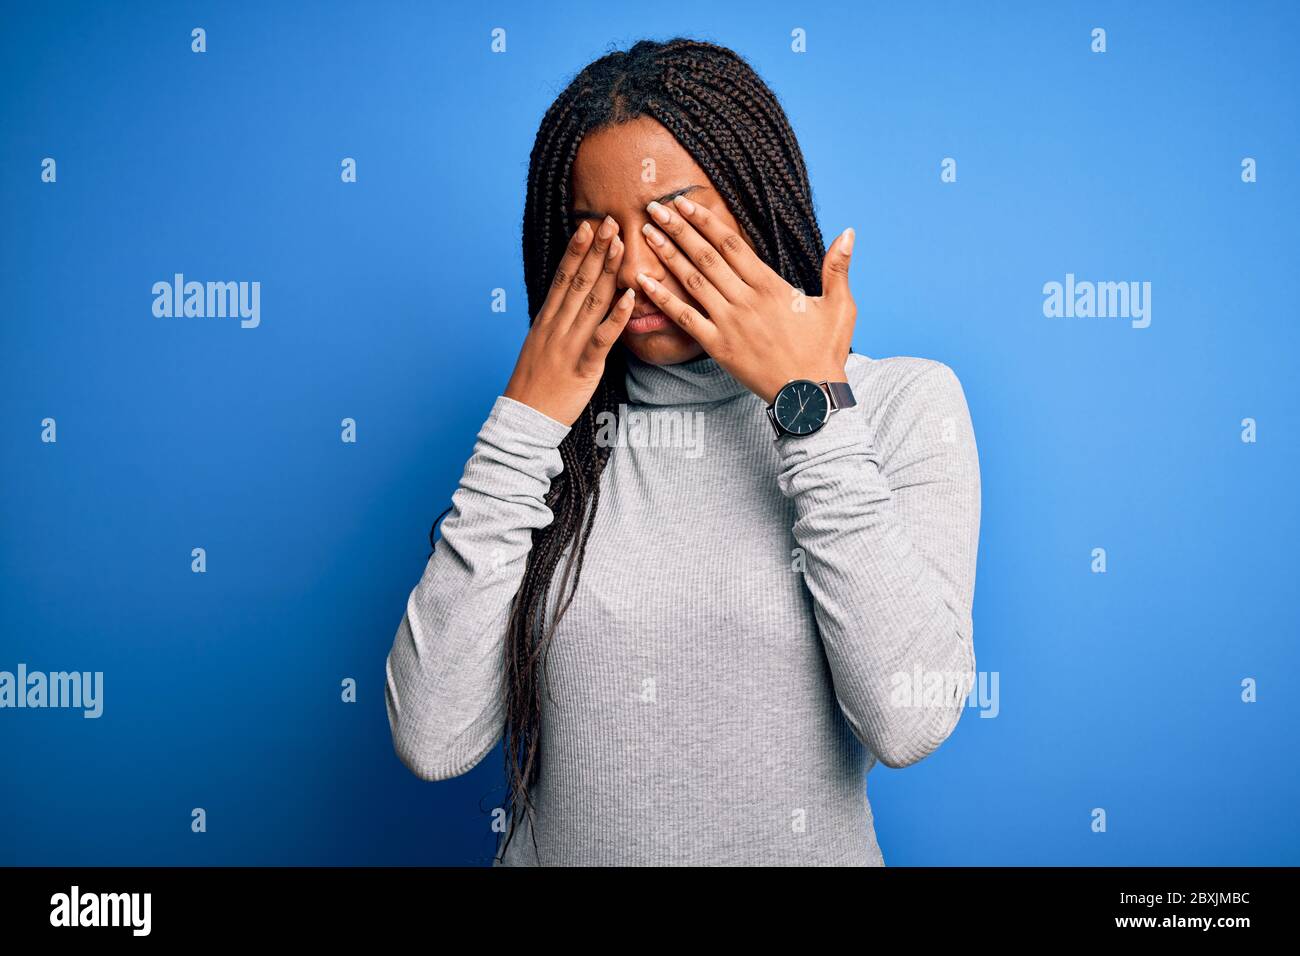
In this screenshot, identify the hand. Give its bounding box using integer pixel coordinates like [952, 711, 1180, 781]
[633, 195, 857, 404]
[504, 216, 634, 426]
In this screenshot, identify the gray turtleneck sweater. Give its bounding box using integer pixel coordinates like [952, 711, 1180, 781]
[385, 348, 981, 865]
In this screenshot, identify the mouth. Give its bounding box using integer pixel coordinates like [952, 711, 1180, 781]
[627, 309, 671, 334]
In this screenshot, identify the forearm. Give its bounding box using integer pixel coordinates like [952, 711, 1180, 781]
[776, 364, 980, 768]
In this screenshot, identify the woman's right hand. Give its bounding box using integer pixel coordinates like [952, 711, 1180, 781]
[504, 216, 634, 426]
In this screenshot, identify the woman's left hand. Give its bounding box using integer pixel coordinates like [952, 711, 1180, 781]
[634, 195, 858, 404]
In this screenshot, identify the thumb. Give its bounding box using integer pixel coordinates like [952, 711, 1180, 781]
[821, 227, 855, 301]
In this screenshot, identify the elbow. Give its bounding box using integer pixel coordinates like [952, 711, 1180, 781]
[877, 622, 977, 768]
[385, 677, 500, 782]
[848, 659, 974, 769]
[870, 708, 965, 769]
[388, 707, 449, 781]
[388, 716, 497, 782]
[392, 735, 464, 783]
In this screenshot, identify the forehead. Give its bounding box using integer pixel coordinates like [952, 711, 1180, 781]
[571, 116, 707, 205]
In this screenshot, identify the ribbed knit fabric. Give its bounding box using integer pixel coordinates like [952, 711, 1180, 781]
[384, 348, 981, 866]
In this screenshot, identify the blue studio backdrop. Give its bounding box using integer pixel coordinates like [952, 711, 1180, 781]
[2, 1, 1297, 866]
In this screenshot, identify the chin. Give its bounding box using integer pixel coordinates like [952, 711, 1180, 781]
[619, 329, 706, 366]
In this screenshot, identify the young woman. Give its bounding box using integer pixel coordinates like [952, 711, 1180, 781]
[385, 37, 981, 866]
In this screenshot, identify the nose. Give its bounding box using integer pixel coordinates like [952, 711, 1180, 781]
[615, 215, 665, 303]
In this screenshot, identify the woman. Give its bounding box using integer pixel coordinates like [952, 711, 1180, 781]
[385, 37, 981, 866]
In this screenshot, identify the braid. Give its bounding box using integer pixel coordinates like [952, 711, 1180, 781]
[426, 37, 827, 865]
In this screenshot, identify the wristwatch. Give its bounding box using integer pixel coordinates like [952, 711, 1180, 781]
[765, 379, 857, 439]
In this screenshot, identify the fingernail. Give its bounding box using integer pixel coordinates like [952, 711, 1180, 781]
[673, 195, 695, 215]
[646, 200, 671, 224]
[577, 221, 591, 239]
[598, 215, 616, 239]
[642, 223, 665, 246]
[637, 273, 658, 290]
[839, 227, 855, 255]
[607, 236, 621, 259]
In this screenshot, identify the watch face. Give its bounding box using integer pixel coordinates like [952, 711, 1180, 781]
[773, 380, 830, 435]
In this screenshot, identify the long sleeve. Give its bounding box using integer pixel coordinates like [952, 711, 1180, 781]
[385, 394, 570, 781]
[775, 360, 981, 769]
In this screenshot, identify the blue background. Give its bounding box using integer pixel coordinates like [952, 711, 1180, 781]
[2, 0, 1296, 865]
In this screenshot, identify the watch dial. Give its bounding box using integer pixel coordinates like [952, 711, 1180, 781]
[774, 381, 830, 435]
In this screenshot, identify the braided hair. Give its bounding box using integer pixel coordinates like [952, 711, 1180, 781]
[430, 36, 829, 864]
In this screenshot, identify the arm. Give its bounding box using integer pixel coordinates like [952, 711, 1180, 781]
[775, 360, 981, 768]
[386, 203, 634, 782]
[385, 394, 570, 781]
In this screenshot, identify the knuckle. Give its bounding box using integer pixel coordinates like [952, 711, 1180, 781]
[570, 270, 591, 292]
[685, 270, 707, 294]
[721, 233, 745, 256]
[583, 291, 602, 313]
[698, 247, 719, 270]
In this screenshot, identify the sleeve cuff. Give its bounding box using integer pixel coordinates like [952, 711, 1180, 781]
[484, 395, 572, 448]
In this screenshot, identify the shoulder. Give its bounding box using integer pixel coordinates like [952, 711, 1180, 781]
[843, 353, 977, 468]
[844, 353, 969, 425]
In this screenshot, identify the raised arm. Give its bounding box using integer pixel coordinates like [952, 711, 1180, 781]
[385, 395, 569, 781]
[387, 211, 637, 781]
[775, 359, 981, 768]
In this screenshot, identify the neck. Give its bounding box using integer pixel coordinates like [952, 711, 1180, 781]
[621, 348, 750, 407]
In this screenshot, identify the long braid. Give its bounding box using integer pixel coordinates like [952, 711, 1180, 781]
[424, 37, 828, 864]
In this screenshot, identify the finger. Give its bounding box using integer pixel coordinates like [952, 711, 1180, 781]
[558, 215, 619, 327]
[568, 232, 624, 337]
[634, 272, 721, 352]
[537, 220, 596, 325]
[821, 227, 854, 303]
[645, 199, 748, 305]
[639, 221, 730, 321]
[670, 194, 771, 289]
[580, 286, 635, 372]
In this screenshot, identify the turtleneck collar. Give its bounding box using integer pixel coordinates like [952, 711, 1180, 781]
[622, 349, 751, 406]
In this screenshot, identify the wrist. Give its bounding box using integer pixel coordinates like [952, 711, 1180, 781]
[763, 367, 850, 405]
